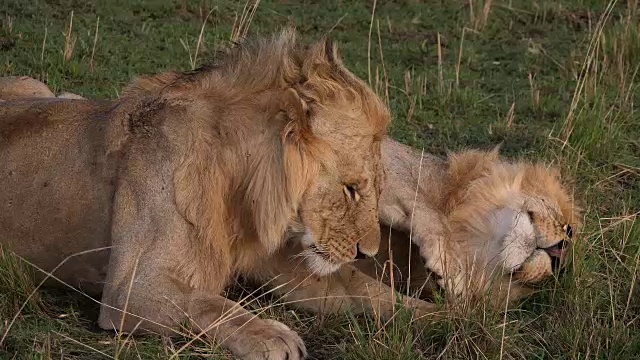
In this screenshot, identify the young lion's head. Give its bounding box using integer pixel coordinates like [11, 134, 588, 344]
[443, 150, 582, 303]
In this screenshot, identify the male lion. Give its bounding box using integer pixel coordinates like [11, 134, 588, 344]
[1, 29, 438, 359]
[356, 139, 581, 308]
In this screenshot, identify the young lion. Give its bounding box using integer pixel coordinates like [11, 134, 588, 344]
[355, 139, 581, 307]
[1, 29, 438, 359]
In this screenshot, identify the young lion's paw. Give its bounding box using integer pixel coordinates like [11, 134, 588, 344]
[225, 318, 307, 360]
[401, 296, 443, 321]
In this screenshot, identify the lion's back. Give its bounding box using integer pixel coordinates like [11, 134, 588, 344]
[0, 99, 125, 294]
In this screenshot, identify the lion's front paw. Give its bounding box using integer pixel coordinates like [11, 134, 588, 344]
[224, 318, 307, 360]
[436, 272, 469, 299]
[401, 296, 442, 321]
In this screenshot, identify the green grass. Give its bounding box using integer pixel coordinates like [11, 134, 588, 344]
[2, 0, 639, 358]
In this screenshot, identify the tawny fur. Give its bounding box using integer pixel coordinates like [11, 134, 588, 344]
[0, 76, 86, 100]
[358, 139, 582, 308]
[0, 76, 55, 100]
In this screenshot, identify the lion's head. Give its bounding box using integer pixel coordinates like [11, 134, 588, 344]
[443, 149, 581, 302]
[283, 36, 390, 275]
[365, 142, 582, 307]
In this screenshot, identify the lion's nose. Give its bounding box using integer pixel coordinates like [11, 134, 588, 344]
[354, 226, 380, 259]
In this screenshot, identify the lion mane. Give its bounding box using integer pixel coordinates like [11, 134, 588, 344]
[361, 139, 582, 307]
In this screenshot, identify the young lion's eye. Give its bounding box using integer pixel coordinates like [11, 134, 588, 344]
[563, 224, 573, 238]
[343, 184, 360, 202]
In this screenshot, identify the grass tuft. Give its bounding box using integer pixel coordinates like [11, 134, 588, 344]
[0, 246, 44, 321]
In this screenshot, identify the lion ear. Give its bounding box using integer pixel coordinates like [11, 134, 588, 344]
[321, 38, 342, 66]
[281, 88, 312, 144]
[304, 36, 344, 69]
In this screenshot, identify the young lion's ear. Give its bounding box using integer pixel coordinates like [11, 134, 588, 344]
[281, 88, 311, 144]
